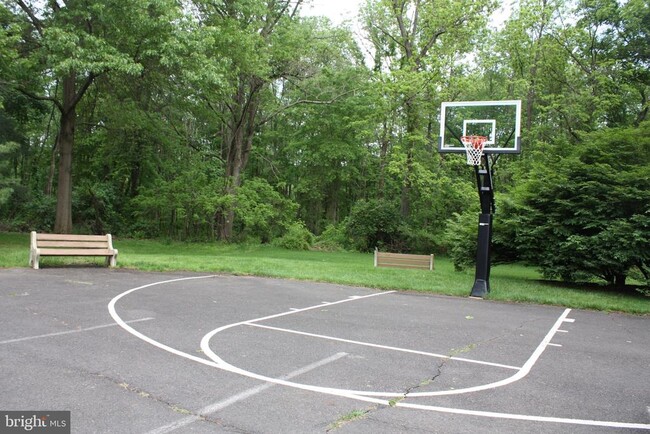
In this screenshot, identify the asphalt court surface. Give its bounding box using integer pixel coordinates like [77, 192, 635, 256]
[1, 268, 648, 433]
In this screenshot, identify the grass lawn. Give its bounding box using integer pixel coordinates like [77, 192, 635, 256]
[2, 232, 647, 314]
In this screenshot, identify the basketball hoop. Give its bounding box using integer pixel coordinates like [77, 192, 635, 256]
[461, 135, 487, 166]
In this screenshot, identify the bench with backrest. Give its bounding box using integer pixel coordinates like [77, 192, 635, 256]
[29, 231, 118, 270]
[374, 248, 434, 271]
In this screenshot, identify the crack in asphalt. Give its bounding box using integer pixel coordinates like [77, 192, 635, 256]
[91, 372, 247, 432]
[325, 406, 378, 432]
[404, 359, 446, 397]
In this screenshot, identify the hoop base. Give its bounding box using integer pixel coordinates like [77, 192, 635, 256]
[470, 279, 489, 298]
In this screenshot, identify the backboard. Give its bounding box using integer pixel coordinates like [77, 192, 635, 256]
[438, 100, 522, 154]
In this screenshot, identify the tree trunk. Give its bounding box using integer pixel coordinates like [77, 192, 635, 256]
[614, 273, 627, 291]
[635, 89, 648, 126]
[217, 78, 262, 240]
[526, 0, 548, 133]
[377, 119, 392, 197]
[53, 74, 76, 234]
[325, 181, 339, 223]
[400, 99, 418, 219]
[46, 138, 57, 196]
[400, 170, 411, 218]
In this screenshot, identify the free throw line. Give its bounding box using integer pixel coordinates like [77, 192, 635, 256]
[247, 322, 521, 370]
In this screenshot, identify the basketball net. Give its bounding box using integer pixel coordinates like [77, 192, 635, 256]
[461, 135, 487, 166]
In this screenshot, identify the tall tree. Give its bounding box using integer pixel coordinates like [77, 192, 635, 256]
[190, 0, 309, 240]
[362, 0, 495, 218]
[573, 0, 650, 126]
[193, 1, 365, 240]
[2, 0, 180, 232]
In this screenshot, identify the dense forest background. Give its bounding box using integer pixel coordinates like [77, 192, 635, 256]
[0, 0, 648, 289]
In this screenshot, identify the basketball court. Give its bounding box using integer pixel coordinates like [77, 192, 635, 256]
[1, 268, 648, 433]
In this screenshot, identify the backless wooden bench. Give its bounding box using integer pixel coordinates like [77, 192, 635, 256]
[374, 248, 434, 271]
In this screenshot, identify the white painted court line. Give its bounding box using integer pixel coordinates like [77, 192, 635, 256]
[199, 291, 396, 367]
[145, 352, 348, 434]
[393, 400, 650, 430]
[200, 308, 574, 398]
[109, 276, 391, 370]
[246, 323, 521, 371]
[110, 277, 650, 430]
[109, 275, 223, 369]
[0, 317, 154, 345]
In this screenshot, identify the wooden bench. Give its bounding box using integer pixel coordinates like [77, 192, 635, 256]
[374, 248, 434, 271]
[29, 231, 118, 270]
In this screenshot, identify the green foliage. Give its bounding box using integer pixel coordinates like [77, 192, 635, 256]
[234, 178, 299, 243]
[345, 199, 402, 252]
[72, 180, 120, 235]
[129, 152, 225, 240]
[443, 210, 478, 271]
[514, 122, 650, 288]
[444, 195, 521, 271]
[313, 223, 348, 252]
[1, 0, 649, 300]
[395, 224, 439, 254]
[0, 141, 18, 206]
[272, 221, 314, 250]
[2, 192, 57, 232]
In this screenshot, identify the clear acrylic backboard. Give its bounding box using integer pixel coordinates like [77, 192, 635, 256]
[438, 100, 522, 154]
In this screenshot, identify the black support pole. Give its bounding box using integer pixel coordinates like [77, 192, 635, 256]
[470, 156, 495, 298]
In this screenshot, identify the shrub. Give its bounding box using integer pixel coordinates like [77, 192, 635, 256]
[235, 178, 299, 243]
[443, 210, 477, 271]
[344, 199, 401, 252]
[397, 224, 439, 254]
[513, 123, 650, 289]
[313, 223, 348, 251]
[442, 195, 519, 271]
[272, 221, 313, 250]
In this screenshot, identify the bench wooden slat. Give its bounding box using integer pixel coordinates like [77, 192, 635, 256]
[374, 249, 434, 271]
[377, 260, 431, 268]
[377, 262, 431, 268]
[38, 248, 117, 256]
[36, 241, 110, 248]
[377, 256, 431, 263]
[377, 259, 431, 265]
[376, 252, 431, 260]
[377, 262, 432, 270]
[36, 233, 108, 241]
[30, 231, 118, 269]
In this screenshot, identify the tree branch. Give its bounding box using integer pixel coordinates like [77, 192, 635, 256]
[10, 83, 64, 112]
[289, 0, 303, 19]
[262, 0, 302, 38]
[71, 72, 99, 111]
[256, 89, 356, 127]
[410, 0, 420, 39]
[550, 33, 593, 76]
[419, 28, 446, 60]
[201, 95, 229, 127]
[371, 22, 405, 52]
[14, 0, 44, 37]
[392, 0, 412, 58]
